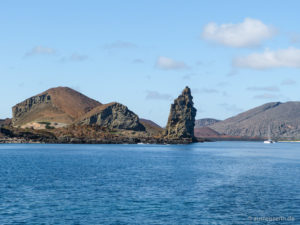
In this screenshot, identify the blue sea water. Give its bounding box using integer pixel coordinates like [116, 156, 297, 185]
[0, 142, 299, 224]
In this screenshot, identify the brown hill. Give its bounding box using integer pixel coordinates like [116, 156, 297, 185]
[12, 87, 101, 126]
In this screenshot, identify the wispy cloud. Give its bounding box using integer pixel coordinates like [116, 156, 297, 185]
[227, 69, 238, 76]
[219, 103, 243, 113]
[217, 82, 229, 87]
[290, 34, 300, 44]
[182, 74, 191, 80]
[156, 56, 188, 70]
[132, 58, 144, 64]
[182, 73, 198, 80]
[253, 93, 279, 99]
[70, 53, 88, 62]
[145, 91, 172, 101]
[103, 41, 137, 50]
[59, 53, 88, 63]
[281, 79, 297, 86]
[222, 91, 229, 97]
[195, 61, 203, 66]
[233, 47, 300, 69]
[25, 46, 56, 57]
[247, 86, 280, 92]
[202, 18, 275, 48]
[197, 88, 219, 94]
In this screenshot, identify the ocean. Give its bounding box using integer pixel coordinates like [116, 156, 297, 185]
[0, 142, 299, 224]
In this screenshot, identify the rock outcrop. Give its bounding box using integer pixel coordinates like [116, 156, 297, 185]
[165, 86, 197, 139]
[77, 102, 145, 131]
[12, 87, 101, 126]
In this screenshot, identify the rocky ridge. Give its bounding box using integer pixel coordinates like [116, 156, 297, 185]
[77, 102, 145, 131]
[210, 101, 300, 139]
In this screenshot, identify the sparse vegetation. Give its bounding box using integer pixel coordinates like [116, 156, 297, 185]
[38, 121, 51, 125]
[38, 121, 54, 129]
[45, 124, 55, 129]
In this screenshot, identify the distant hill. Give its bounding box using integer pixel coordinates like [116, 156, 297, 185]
[12, 87, 101, 126]
[140, 119, 161, 129]
[195, 118, 220, 128]
[194, 127, 220, 137]
[210, 102, 300, 139]
[140, 119, 163, 135]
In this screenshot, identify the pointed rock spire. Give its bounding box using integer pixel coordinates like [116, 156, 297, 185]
[165, 86, 197, 139]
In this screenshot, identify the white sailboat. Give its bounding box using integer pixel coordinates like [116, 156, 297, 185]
[264, 125, 274, 144]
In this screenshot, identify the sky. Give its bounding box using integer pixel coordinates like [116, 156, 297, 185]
[1, 0, 300, 126]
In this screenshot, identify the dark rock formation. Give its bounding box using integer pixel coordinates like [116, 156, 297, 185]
[77, 102, 145, 131]
[0, 126, 57, 143]
[0, 118, 12, 127]
[210, 101, 300, 139]
[195, 118, 220, 128]
[164, 86, 197, 139]
[12, 87, 101, 126]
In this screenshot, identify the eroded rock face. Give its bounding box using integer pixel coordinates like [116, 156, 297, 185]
[12, 94, 52, 125]
[78, 102, 145, 131]
[165, 86, 197, 139]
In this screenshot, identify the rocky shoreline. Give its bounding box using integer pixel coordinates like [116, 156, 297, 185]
[0, 137, 39, 144]
[0, 134, 204, 145]
[0, 123, 204, 145]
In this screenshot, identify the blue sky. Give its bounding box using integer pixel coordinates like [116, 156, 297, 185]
[1, 0, 300, 126]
